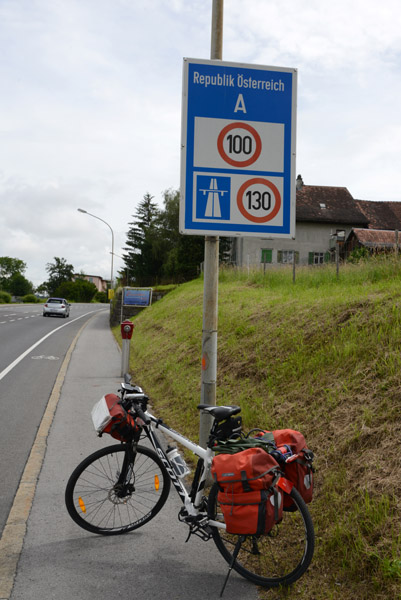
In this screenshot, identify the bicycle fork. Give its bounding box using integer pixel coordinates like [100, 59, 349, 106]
[114, 444, 137, 499]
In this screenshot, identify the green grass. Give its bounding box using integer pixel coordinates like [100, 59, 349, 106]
[113, 257, 401, 600]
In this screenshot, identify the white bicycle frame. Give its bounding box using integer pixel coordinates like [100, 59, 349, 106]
[139, 408, 224, 529]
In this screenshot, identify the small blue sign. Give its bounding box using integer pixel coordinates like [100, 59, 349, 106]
[196, 175, 231, 220]
[123, 288, 152, 307]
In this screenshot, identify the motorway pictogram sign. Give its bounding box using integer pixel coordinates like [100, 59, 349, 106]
[180, 58, 297, 238]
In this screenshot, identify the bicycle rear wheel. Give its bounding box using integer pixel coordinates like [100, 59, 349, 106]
[208, 484, 314, 588]
[65, 444, 170, 535]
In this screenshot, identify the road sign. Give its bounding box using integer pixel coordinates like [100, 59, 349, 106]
[123, 288, 152, 307]
[180, 58, 297, 238]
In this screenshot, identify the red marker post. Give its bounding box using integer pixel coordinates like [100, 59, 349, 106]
[120, 320, 135, 377]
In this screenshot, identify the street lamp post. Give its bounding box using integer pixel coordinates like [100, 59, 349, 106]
[77, 208, 115, 290]
[110, 252, 130, 286]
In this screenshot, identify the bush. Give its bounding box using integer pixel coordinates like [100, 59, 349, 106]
[22, 294, 39, 303]
[55, 279, 97, 302]
[0, 291, 11, 303]
[94, 291, 108, 303]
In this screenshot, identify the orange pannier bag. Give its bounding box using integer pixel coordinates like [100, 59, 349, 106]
[211, 447, 283, 535]
[255, 429, 314, 508]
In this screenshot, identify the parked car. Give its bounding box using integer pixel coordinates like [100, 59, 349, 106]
[43, 297, 70, 318]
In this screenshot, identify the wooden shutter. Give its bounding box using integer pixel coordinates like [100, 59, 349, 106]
[261, 249, 272, 263]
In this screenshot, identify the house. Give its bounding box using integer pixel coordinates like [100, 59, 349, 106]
[232, 176, 401, 267]
[233, 176, 370, 267]
[345, 229, 400, 256]
[355, 200, 401, 231]
[72, 274, 109, 292]
[342, 199, 401, 257]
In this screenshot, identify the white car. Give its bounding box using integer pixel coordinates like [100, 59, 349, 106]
[43, 297, 70, 318]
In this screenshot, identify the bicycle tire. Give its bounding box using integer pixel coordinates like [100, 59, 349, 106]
[65, 444, 170, 535]
[208, 484, 314, 587]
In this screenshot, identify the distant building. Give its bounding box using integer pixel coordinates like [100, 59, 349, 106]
[355, 199, 401, 231]
[72, 274, 109, 292]
[232, 176, 401, 267]
[345, 229, 400, 255]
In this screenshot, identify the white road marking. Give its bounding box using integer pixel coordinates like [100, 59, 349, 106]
[0, 310, 107, 382]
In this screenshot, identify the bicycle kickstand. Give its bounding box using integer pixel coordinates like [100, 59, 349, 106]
[219, 535, 245, 598]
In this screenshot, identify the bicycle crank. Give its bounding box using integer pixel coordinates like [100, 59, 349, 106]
[178, 508, 212, 542]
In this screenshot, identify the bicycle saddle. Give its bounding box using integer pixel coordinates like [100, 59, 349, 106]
[197, 404, 241, 421]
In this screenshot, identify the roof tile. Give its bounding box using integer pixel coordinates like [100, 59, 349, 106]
[296, 186, 369, 225]
[355, 200, 401, 230]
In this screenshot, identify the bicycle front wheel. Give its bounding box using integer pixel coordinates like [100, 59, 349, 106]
[208, 484, 314, 588]
[65, 444, 170, 535]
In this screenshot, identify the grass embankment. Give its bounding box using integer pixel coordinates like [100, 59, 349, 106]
[113, 258, 401, 600]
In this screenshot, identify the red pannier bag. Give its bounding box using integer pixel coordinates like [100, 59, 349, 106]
[273, 429, 314, 506]
[94, 394, 139, 442]
[218, 489, 282, 535]
[211, 448, 283, 535]
[255, 429, 314, 508]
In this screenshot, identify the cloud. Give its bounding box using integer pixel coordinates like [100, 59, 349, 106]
[0, 0, 401, 286]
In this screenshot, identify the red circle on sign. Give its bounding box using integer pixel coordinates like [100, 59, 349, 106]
[217, 122, 262, 167]
[237, 178, 281, 223]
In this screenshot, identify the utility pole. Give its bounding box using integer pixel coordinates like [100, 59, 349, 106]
[198, 0, 223, 448]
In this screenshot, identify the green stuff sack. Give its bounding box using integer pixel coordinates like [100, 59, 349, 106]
[213, 430, 275, 455]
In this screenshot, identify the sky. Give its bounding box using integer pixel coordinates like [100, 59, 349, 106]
[1, 0, 401, 287]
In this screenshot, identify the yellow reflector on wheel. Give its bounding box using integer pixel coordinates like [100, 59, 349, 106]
[154, 475, 160, 491]
[78, 497, 86, 513]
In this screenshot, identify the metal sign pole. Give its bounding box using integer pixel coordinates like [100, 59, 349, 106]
[198, 0, 223, 448]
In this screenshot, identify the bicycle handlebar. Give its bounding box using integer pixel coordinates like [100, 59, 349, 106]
[123, 392, 151, 425]
[135, 404, 151, 425]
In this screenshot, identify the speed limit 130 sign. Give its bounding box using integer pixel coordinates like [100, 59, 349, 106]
[180, 58, 297, 238]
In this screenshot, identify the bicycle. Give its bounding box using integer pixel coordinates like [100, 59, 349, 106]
[65, 378, 314, 594]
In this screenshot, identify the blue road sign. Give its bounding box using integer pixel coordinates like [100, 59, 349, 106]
[196, 175, 231, 220]
[180, 58, 297, 238]
[123, 288, 152, 307]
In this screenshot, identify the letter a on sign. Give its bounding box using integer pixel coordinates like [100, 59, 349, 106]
[234, 93, 247, 113]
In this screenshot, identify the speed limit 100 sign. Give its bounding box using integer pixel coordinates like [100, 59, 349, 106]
[217, 122, 262, 167]
[180, 58, 297, 238]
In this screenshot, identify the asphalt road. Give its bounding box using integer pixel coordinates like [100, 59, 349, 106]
[0, 302, 108, 535]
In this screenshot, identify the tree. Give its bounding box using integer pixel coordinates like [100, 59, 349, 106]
[72, 279, 97, 303]
[122, 189, 232, 286]
[158, 189, 204, 282]
[94, 291, 108, 303]
[56, 279, 97, 302]
[123, 193, 163, 286]
[45, 257, 74, 296]
[36, 282, 50, 296]
[159, 189, 231, 282]
[0, 257, 27, 291]
[8, 273, 33, 296]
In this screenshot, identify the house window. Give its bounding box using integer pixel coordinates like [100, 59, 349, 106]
[308, 252, 330, 265]
[277, 250, 299, 264]
[261, 248, 272, 264]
